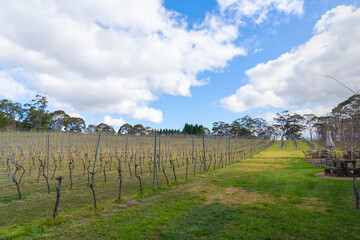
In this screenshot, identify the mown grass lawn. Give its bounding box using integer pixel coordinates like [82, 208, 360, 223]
[1, 140, 360, 239]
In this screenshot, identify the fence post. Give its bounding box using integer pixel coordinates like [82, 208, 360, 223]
[11, 140, 18, 183]
[125, 137, 128, 165]
[158, 138, 161, 172]
[91, 135, 101, 175]
[165, 140, 167, 164]
[68, 133, 70, 166]
[250, 139, 253, 157]
[353, 177, 359, 209]
[153, 131, 157, 190]
[241, 138, 244, 160]
[192, 138, 195, 164]
[228, 138, 231, 165]
[203, 136, 206, 172]
[47, 135, 50, 181]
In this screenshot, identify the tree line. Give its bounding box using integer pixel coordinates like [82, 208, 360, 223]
[210, 94, 359, 149]
[0, 95, 85, 132]
[1, 94, 359, 146]
[0, 96, 207, 136]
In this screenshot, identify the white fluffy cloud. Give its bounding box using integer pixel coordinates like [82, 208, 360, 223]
[0, 0, 246, 123]
[294, 106, 332, 117]
[0, 70, 32, 99]
[0, 0, 305, 123]
[217, 0, 304, 23]
[103, 115, 126, 128]
[261, 105, 332, 123]
[221, 5, 360, 114]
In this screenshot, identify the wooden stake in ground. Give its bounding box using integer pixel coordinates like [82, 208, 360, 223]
[353, 177, 359, 209]
[193, 157, 197, 177]
[213, 153, 216, 170]
[135, 164, 143, 194]
[153, 131, 157, 190]
[53, 176, 63, 219]
[203, 136, 206, 172]
[90, 135, 101, 208]
[185, 157, 189, 180]
[117, 166, 123, 200]
[128, 162, 132, 178]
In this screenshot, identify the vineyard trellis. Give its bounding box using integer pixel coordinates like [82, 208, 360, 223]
[0, 131, 273, 217]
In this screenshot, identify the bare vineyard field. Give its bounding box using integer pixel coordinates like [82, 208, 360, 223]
[0, 132, 272, 227]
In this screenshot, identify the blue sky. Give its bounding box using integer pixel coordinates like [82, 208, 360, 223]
[0, 0, 359, 131]
[151, 0, 360, 129]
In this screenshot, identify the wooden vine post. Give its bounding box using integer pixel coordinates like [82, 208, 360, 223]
[90, 135, 101, 208]
[47, 135, 50, 186]
[228, 138, 231, 165]
[135, 164, 143, 194]
[158, 138, 161, 172]
[152, 131, 157, 190]
[117, 164, 123, 200]
[202, 136, 206, 172]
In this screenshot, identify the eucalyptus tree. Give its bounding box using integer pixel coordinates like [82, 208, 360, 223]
[0, 99, 23, 130]
[331, 94, 360, 150]
[133, 124, 147, 136]
[211, 121, 231, 136]
[86, 124, 97, 134]
[23, 95, 52, 130]
[66, 117, 86, 133]
[313, 116, 333, 142]
[118, 123, 134, 135]
[303, 114, 317, 141]
[230, 117, 252, 137]
[273, 111, 305, 140]
[96, 123, 115, 134]
[229, 116, 270, 138]
[51, 110, 70, 131]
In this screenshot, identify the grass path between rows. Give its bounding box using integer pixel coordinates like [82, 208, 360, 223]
[1, 140, 360, 239]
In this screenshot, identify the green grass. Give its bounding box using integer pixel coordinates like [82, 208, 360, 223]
[1, 140, 360, 239]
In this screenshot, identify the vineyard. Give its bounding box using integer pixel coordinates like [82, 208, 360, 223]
[0, 132, 272, 224]
[2, 138, 360, 240]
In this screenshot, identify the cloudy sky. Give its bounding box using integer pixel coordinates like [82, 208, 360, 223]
[0, 0, 359, 130]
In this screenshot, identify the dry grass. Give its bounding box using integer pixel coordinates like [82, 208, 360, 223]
[188, 182, 275, 207]
[210, 186, 274, 207]
[187, 175, 328, 211]
[234, 162, 285, 172]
